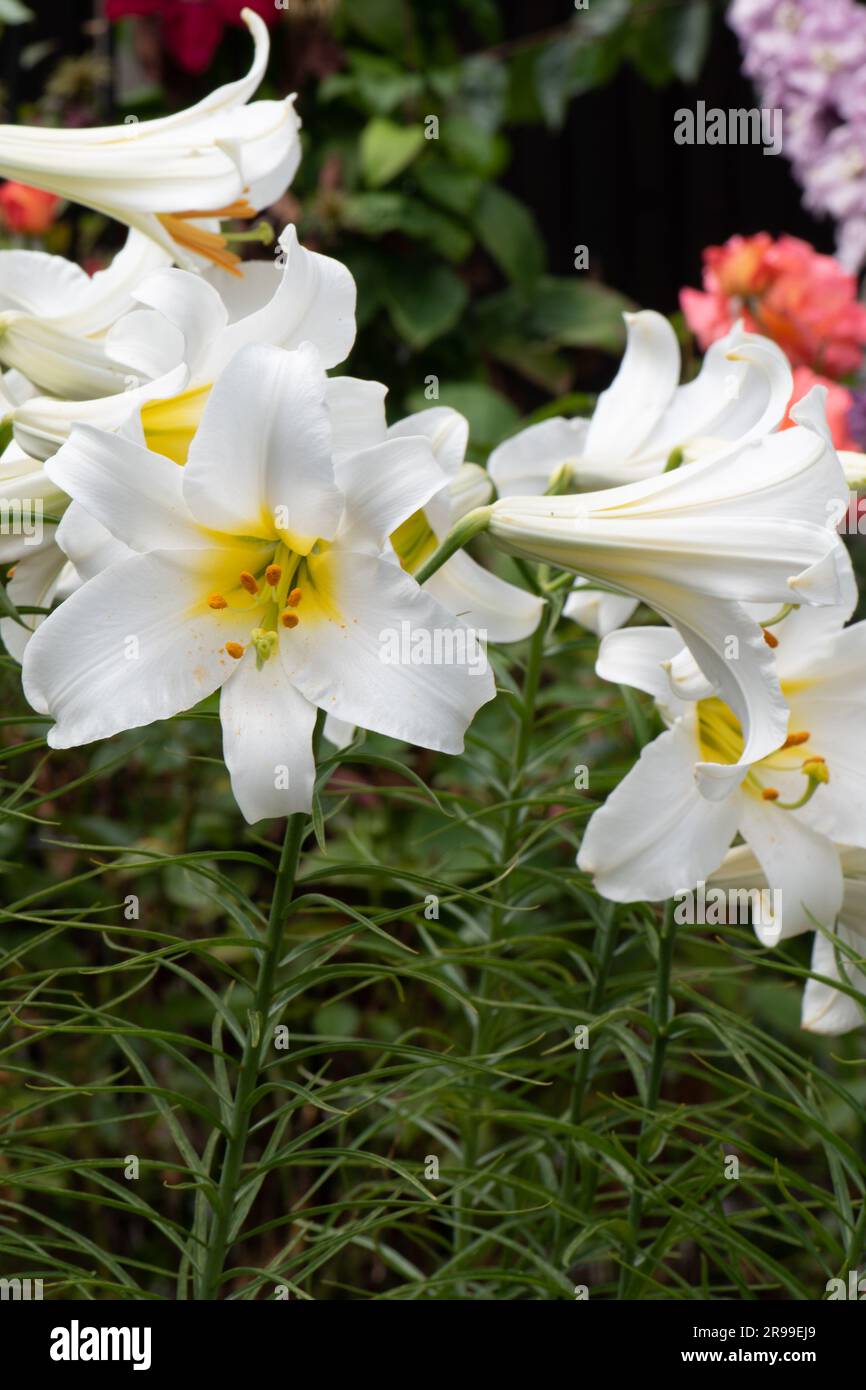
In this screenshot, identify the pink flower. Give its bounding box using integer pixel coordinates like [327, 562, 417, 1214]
[680, 232, 866, 379]
[0, 181, 60, 234]
[107, 0, 278, 76]
[781, 366, 858, 451]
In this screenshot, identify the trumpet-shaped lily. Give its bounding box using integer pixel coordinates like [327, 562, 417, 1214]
[0, 231, 171, 399]
[21, 343, 495, 823]
[488, 313, 794, 637]
[578, 600, 866, 945]
[0, 11, 299, 273]
[709, 843, 866, 1035]
[488, 389, 852, 782]
[9, 225, 356, 463]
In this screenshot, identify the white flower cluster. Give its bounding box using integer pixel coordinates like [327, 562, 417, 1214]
[0, 10, 863, 1032]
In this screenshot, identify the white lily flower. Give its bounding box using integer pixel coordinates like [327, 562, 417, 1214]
[578, 600, 866, 950]
[709, 843, 866, 1035]
[0, 231, 171, 399]
[21, 344, 495, 823]
[488, 389, 853, 781]
[4, 225, 357, 647]
[0, 11, 300, 274]
[106, 224, 357, 464]
[488, 313, 794, 637]
[9, 226, 356, 464]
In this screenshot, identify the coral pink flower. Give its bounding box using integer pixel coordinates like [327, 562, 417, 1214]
[782, 367, 858, 452]
[681, 233, 866, 380]
[107, 0, 278, 76]
[0, 181, 60, 234]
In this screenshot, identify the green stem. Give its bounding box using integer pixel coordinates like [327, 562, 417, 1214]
[617, 898, 676, 1299]
[199, 810, 307, 1300]
[558, 900, 619, 1249]
[455, 594, 547, 1259]
[414, 506, 493, 586]
[497, 597, 547, 882]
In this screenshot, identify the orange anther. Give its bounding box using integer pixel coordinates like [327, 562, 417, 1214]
[782, 730, 810, 748]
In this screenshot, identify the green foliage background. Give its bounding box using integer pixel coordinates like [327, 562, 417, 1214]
[1, 0, 865, 1301]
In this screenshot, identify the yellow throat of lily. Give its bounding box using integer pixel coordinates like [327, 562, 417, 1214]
[697, 694, 829, 811]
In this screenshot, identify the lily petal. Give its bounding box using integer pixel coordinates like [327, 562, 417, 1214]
[56, 500, 131, 581]
[736, 796, 844, 943]
[209, 224, 356, 375]
[582, 309, 681, 466]
[280, 549, 495, 753]
[423, 548, 544, 644]
[0, 541, 70, 661]
[108, 267, 227, 380]
[595, 623, 688, 712]
[802, 920, 866, 1034]
[388, 407, 468, 479]
[47, 424, 211, 553]
[220, 649, 317, 823]
[22, 547, 260, 744]
[183, 343, 342, 550]
[325, 377, 388, 465]
[336, 436, 448, 552]
[11, 363, 189, 461]
[577, 717, 741, 901]
[563, 582, 639, 638]
[636, 323, 792, 468]
[488, 416, 589, 497]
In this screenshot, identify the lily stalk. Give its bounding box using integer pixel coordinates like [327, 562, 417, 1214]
[199, 801, 309, 1299]
[412, 504, 495, 586]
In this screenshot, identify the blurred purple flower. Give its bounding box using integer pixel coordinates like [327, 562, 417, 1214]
[847, 387, 866, 448]
[729, 0, 866, 270]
